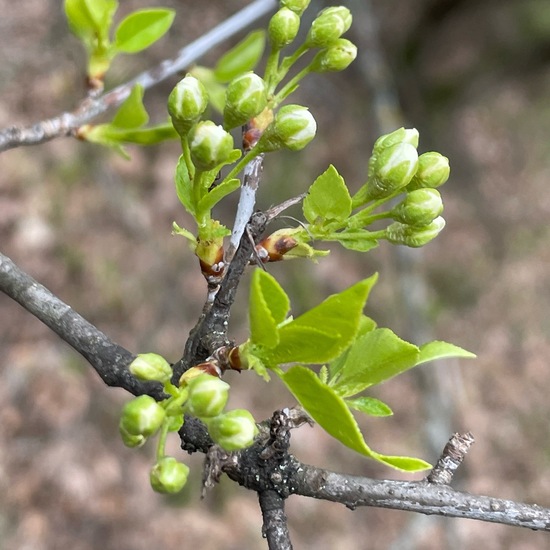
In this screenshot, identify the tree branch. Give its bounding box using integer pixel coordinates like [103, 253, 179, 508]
[0, 252, 163, 399]
[0, 0, 277, 152]
[259, 490, 293, 550]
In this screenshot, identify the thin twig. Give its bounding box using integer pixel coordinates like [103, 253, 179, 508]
[0, 252, 163, 399]
[0, 0, 277, 152]
[259, 490, 294, 550]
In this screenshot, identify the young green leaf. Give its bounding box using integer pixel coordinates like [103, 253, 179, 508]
[252, 269, 290, 325]
[107, 124, 178, 145]
[175, 155, 195, 216]
[111, 85, 148, 129]
[345, 396, 393, 417]
[172, 222, 197, 247]
[303, 164, 352, 225]
[114, 9, 175, 53]
[417, 340, 476, 365]
[65, 0, 117, 44]
[329, 328, 420, 397]
[214, 30, 266, 82]
[280, 365, 430, 471]
[197, 178, 241, 214]
[249, 270, 281, 349]
[332, 229, 380, 252]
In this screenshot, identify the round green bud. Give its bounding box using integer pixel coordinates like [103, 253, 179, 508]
[373, 127, 419, 154]
[280, 0, 310, 16]
[259, 104, 317, 152]
[119, 425, 146, 448]
[150, 457, 190, 494]
[366, 142, 419, 200]
[188, 121, 234, 171]
[223, 72, 268, 130]
[310, 38, 357, 73]
[407, 151, 450, 190]
[269, 8, 301, 50]
[208, 409, 258, 451]
[129, 353, 172, 383]
[168, 75, 208, 137]
[305, 6, 352, 48]
[390, 188, 444, 227]
[120, 395, 165, 437]
[185, 374, 230, 418]
[385, 216, 446, 248]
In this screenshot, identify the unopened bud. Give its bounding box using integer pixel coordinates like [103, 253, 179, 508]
[129, 353, 172, 383]
[269, 8, 301, 49]
[407, 152, 450, 190]
[373, 127, 419, 153]
[179, 364, 223, 387]
[259, 105, 317, 152]
[390, 189, 443, 227]
[305, 6, 352, 48]
[208, 409, 258, 451]
[184, 374, 230, 418]
[168, 75, 208, 137]
[119, 426, 146, 448]
[120, 395, 165, 437]
[385, 216, 446, 247]
[366, 142, 419, 200]
[256, 229, 298, 261]
[188, 121, 234, 171]
[280, 0, 310, 16]
[310, 38, 357, 73]
[223, 72, 268, 130]
[150, 457, 190, 494]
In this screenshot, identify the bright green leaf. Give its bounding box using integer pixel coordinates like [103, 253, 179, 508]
[267, 325, 341, 364]
[255, 270, 290, 325]
[111, 85, 148, 129]
[346, 396, 393, 417]
[244, 350, 270, 381]
[109, 124, 178, 145]
[303, 165, 352, 225]
[175, 155, 195, 216]
[65, 0, 96, 43]
[114, 9, 175, 53]
[417, 341, 476, 366]
[198, 178, 241, 214]
[330, 328, 420, 397]
[214, 30, 266, 82]
[249, 270, 280, 348]
[280, 366, 430, 472]
[334, 229, 380, 252]
[172, 222, 196, 247]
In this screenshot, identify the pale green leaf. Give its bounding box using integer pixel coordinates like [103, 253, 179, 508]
[303, 165, 352, 225]
[254, 269, 290, 325]
[108, 124, 178, 144]
[417, 341, 476, 366]
[111, 85, 148, 128]
[114, 9, 175, 53]
[197, 178, 240, 214]
[175, 155, 195, 216]
[346, 396, 393, 417]
[280, 366, 430, 472]
[171, 222, 196, 246]
[249, 270, 280, 348]
[335, 229, 380, 252]
[214, 30, 266, 82]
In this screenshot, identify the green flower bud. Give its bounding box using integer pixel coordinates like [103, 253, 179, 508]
[390, 189, 444, 227]
[185, 374, 230, 418]
[373, 127, 419, 153]
[407, 151, 450, 190]
[269, 8, 301, 49]
[310, 38, 357, 72]
[366, 142, 419, 200]
[385, 216, 446, 248]
[129, 353, 172, 383]
[208, 409, 258, 451]
[223, 72, 268, 130]
[119, 425, 145, 448]
[188, 121, 234, 171]
[305, 6, 352, 48]
[120, 395, 166, 437]
[280, 0, 310, 16]
[259, 105, 317, 152]
[168, 75, 208, 137]
[150, 457, 190, 494]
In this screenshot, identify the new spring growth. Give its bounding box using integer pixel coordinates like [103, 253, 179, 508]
[269, 7, 301, 50]
[129, 353, 172, 384]
[188, 121, 234, 171]
[391, 188, 444, 227]
[258, 104, 317, 152]
[310, 38, 357, 73]
[168, 75, 208, 137]
[223, 72, 268, 130]
[280, 0, 311, 16]
[305, 6, 352, 49]
[385, 216, 446, 248]
[208, 409, 259, 451]
[407, 151, 450, 190]
[150, 457, 190, 494]
[184, 374, 230, 418]
[119, 395, 165, 438]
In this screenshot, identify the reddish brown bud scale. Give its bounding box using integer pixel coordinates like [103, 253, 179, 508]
[227, 346, 243, 371]
[194, 361, 223, 378]
[257, 234, 298, 261]
[198, 244, 225, 284]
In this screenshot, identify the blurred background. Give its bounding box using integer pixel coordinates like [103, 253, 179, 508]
[1, 0, 550, 548]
